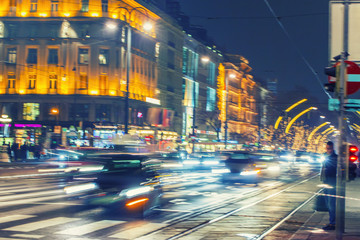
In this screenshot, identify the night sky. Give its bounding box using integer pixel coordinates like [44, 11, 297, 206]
[179, 0, 330, 105]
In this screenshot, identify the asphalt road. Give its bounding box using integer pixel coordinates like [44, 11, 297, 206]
[0, 163, 322, 240]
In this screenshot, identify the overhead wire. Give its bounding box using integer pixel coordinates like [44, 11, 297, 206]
[262, 0, 332, 99]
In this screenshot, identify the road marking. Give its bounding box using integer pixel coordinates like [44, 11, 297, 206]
[4, 217, 80, 232]
[0, 195, 66, 207]
[110, 223, 167, 239]
[56, 220, 125, 236]
[0, 189, 63, 202]
[11, 234, 44, 239]
[0, 215, 35, 224]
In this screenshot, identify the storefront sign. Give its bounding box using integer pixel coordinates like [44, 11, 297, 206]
[146, 97, 161, 105]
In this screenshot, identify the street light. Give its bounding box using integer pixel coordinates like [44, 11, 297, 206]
[285, 107, 317, 134]
[108, 7, 153, 134]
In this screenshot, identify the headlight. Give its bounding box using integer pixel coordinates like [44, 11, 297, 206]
[240, 170, 260, 176]
[64, 182, 98, 194]
[120, 186, 153, 198]
[268, 166, 280, 172]
[203, 161, 219, 165]
[319, 156, 325, 162]
[59, 155, 66, 160]
[300, 156, 310, 160]
[281, 155, 294, 160]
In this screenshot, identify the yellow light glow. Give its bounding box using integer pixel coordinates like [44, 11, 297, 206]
[285, 98, 308, 112]
[109, 90, 116, 96]
[307, 122, 330, 141]
[285, 107, 315, 133]
[90, 90, 99, 95]
[274, 116, 283, 129]
[39, 13, 47, 17]
[21, 12, 27, 17]
[19, 90, 25, 94]
[64, 13, 70, 17]
[91, 13, 99, 17]
[112, 14, 118, 18]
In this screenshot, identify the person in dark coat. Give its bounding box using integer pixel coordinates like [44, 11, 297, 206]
[321, 141, 338, 230]
[20, 143, 28, 162]
[11, 142, 19, 162]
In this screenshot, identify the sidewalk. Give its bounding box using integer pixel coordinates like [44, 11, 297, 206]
[291, 179, 360, 240]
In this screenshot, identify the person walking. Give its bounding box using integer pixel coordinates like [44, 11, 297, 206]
[321, 141, 338, 230]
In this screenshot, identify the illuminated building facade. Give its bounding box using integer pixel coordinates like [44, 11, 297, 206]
[218, 55, 258, 143]
[0, 0, 184, 145]
[181, 35, 223, 143]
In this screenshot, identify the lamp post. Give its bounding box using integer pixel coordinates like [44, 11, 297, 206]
[109, 7, 153, 134]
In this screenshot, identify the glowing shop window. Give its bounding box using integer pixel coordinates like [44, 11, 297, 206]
[23, 103, 40, 121]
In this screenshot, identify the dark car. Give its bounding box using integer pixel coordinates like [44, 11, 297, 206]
[64, 153, 163, 218]
[221, 151, 281, 183]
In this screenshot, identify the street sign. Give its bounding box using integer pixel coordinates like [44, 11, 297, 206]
[328, 61, 360, 95]
[328, 98, 360, 111]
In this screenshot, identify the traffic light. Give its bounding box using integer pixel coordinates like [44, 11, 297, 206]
[346, 144, 358, 181]
[349, 145, 358, 162]
[324, 64, 340, 94]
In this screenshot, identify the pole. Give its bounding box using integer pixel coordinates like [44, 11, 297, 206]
[336, 1, 349, 238]
[224, 74, 229, 149]
[192, 80, 196, 153]
[124, 24, 131, 134]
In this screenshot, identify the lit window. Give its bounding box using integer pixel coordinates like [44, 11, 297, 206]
[26, 48, 37, 64]
[7, 72, 15, 89]
[48, 49, 58, 64]
[81, 0, 89, 12]
[101, 0, 108, 13]
[23, 103, 40, 121]
[30, 0, 38, 12]
[28, 75, 36, 89]
[7, 48, 16, 64]
[51, 0, 59, 12]
[79, 74, 88, 89]
[78, 48, 89, 64]
[206, 87, 216, 111]
[49, 74, 57, 89]
[207, 62, 216, 85]
[99, 49, 109, 65]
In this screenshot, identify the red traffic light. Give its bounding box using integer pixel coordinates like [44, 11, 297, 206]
[350, 155, 358, 162]
[349, 145, 358, 153]
[349, 145, 359, 162]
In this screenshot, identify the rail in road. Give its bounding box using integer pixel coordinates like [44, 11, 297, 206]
[0, 168, 322, 239]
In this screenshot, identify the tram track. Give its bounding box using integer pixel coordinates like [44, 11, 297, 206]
[138, 173, 320, 239]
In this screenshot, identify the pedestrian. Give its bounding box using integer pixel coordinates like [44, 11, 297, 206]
[20, 143, 28, 162]
[6, 143, 11, 161]
[11, 142, 19, 162]
[320, 141, 338, 230]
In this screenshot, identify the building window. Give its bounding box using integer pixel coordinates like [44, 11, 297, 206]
[79, 74, 88, 89]
[167, 49, 175, 69]
[78, 48, 89, 64]
[7, 73, 15, 89]
[30, 0, 37, 12]
[101, 0, 108, 13]
[81, 0, 89, 12]
[26, 48, 37, 64]
[23, 103, 40, 121]
[99, 49, 109, 65]
[7, 48, 16, 64]
[99, 75, 107, 90]
[206, 87, 216, 111]
[49, 74, 57, 89]
[28, 74, 36, 89]
[51, 0, 59, 12]
[182, 47, 198, 79]
[207, 62, 216, 86]
[48, 49, 58, 64]
[70, 104, 89, 121]
[95, 104, 111, 122]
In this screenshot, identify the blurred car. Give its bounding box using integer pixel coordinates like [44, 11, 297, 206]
[64, 153, 163, 218]
[220, 151, 281, 184]
[295, 151, 312, 163]
[185, 151, 220, 166]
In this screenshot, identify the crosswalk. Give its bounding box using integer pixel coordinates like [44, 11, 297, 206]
[0, 172, 238, 239]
